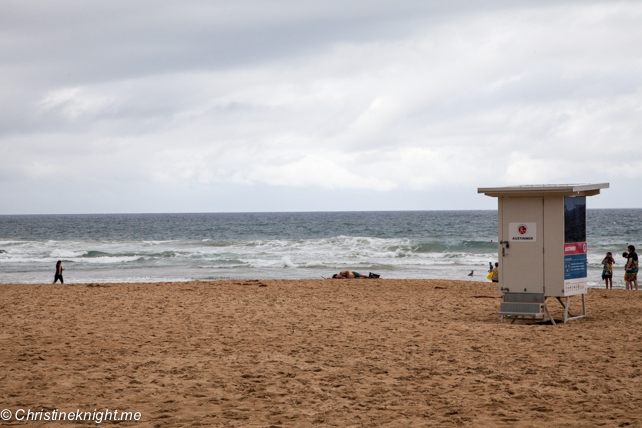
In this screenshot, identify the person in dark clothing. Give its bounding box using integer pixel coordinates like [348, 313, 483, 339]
[626, 245, 639, 291]
[53, 260, 64, 284]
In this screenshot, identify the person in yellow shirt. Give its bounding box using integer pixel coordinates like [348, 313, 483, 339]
[491, 262, 499, 283]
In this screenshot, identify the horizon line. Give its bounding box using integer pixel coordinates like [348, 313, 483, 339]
[0, 207, 637, 216]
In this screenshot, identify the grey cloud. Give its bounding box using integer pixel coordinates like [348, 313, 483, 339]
[1, 0, 640, 213]
[2, 1, 601, 83]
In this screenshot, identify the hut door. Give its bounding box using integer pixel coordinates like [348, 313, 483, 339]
[500, 197, 545, 294]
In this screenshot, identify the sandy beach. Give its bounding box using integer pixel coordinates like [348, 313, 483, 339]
[1, 279, 642, 427]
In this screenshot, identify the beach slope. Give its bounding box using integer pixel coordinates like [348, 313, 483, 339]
[1, 279, 641, 427]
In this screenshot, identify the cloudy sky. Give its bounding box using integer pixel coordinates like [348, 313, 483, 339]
[1, 1, 641, 214]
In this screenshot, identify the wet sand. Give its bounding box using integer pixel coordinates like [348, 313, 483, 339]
[1, 279, 642, 427]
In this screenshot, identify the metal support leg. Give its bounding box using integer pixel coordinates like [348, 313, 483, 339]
[556, 295, 587, 323]
[543, 302, 555, 325]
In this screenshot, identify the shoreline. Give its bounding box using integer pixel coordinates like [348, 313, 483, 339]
[0, 275, 631, 290]
[2, 279, 641, 427]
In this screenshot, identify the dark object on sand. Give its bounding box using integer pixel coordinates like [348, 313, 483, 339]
[332, 271, 380, 279]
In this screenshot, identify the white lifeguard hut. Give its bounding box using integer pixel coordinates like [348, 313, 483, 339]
[478, 183, 609, 324]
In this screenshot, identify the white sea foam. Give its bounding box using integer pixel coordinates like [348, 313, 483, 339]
[141, 240, 176, 246]
[2, 209, 637, 285]
[50, 249, 88, 258]
[0, 235, 548, 272]
[0, 257, 54, 264]
[75, 256, 142, 264]
[281, 256, 297, 268]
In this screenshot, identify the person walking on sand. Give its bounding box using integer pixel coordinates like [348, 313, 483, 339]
[52, 260, 64, 284]
[626, 245, 639, 291]
[601, 252, 614, 289]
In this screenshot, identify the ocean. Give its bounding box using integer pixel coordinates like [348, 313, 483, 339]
[0, 210, 640, 288]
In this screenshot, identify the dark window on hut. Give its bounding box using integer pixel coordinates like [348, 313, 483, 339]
[564, 196, 586, 243]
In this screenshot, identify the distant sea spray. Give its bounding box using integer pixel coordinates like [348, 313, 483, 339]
[0, 210, 640, 288]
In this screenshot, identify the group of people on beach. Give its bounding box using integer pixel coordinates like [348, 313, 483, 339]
[49, 249, 638, 289]
[601, 245, 638, 290]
